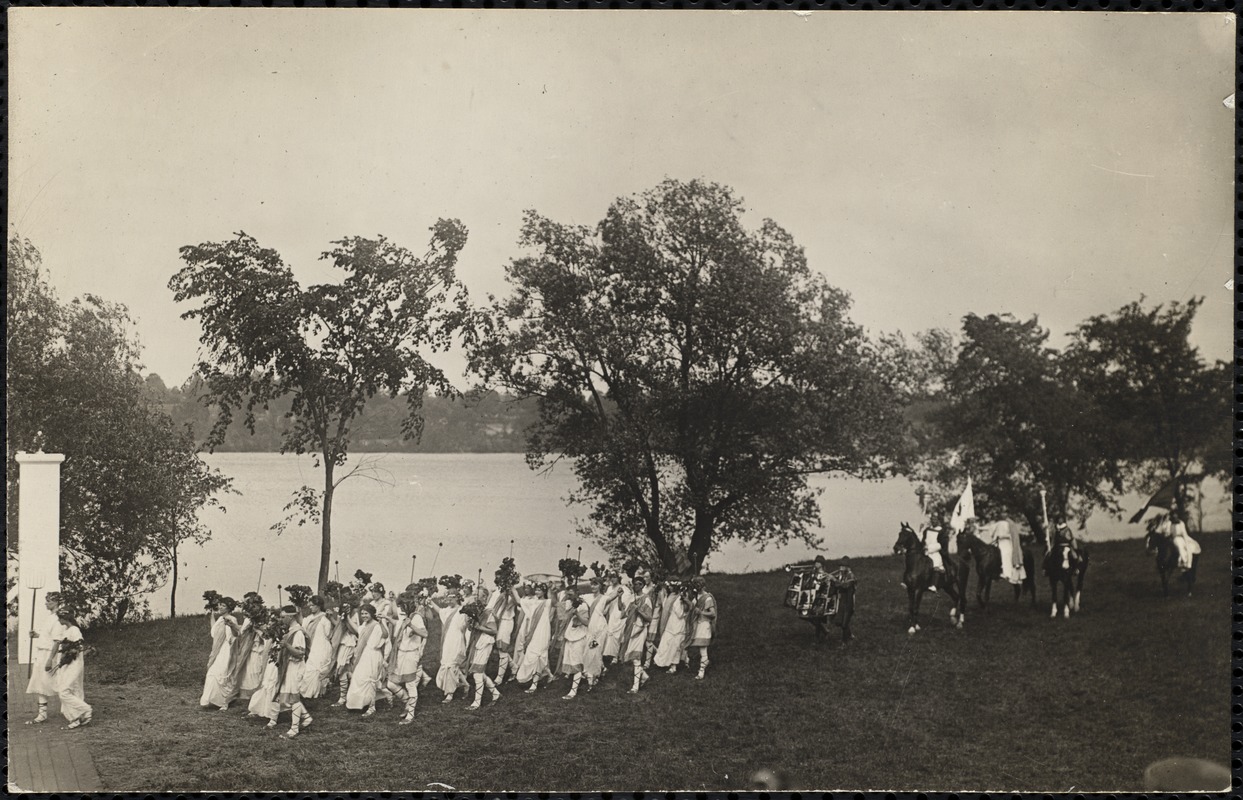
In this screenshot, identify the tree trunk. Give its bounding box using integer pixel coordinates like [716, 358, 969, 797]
[646, 517, 681, 575]
[170, 538, 178, 619]
[688, 511, 714, 575]
[319, 459, 335, 593]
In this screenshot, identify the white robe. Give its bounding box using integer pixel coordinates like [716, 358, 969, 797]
[653, 596, 689, 668]
[435, 605, 471, 695]
[345, 622, 388, 710]
[299, 612, 334, 698]
[514, 596, 553, 683]
[52, 625, 91, 722]
[603, 585, 632, 659]
[26, 615, 64, 697]
[200, 616, 237, 708]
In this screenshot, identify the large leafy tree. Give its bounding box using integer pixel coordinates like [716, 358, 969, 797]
[1063, 297, 1229, 524]
[170, 222, 471, 590]
[471, 179, 907, 573]
[7, 236, 231, 625]
[909, 313, 1120, 534]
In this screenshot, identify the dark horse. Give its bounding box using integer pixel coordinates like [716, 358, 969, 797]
[1145, 529, 1200, 597]
[1042, 532, 1089, 619]
[893, 523, 969, 634]
[958, 523, 1037, 609]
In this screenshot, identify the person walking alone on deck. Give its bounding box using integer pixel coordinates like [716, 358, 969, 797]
[25, 591, 64, 725]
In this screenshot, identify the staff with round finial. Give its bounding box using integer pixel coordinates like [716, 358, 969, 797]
[577, 546, 582, 563]
[335, 560, 340, 584]
[409, 555, 418, 585]
[509, 539, 515, 559]
[565, 543, 571, 560]
[1039, 485, 1051, 553]
[256, 557, 265, 593]
[477, 568, 483, 592]
[429, 542, 443, 577]
[277, 584, 284, 607]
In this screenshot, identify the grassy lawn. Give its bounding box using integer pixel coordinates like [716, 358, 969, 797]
[73, 532, 1228, 792]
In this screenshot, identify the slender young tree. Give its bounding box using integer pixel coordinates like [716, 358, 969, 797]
[170, 222, 471, 590]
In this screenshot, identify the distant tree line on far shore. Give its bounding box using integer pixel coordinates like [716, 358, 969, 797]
[142, 376, 538, 455]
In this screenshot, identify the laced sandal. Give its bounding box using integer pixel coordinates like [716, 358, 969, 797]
[284, 728, 300, 739]
[26, 709, 49, 725]
[398, 715, 415, 726]
[489, 690, 501, 706]
[266, 720, 278, 729]
[362, 706, 376, 718]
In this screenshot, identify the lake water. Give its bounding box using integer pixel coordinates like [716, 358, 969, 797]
[157, 452, 1229, 616]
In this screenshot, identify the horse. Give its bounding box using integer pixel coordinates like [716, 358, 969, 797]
[957, 523, 1037, 609]
[1042, 535, 1088, 619]
[783, 567, 856, 644]
[893, 522, 969, 635]
[1145, 529, 1200, 597]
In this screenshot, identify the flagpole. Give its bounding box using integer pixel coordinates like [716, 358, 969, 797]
[1039, 487, 1050, 553]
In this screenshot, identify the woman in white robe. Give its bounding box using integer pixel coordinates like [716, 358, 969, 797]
[620, 578, 655, 693]
[580, 579, 614, 688]
[331, 602, 360, 706]
[345, 603, 390, 716]
[602, 575, 632, 663]
[653, 589, 691, 671]
[200, 598, 242, 710]
[246, 643, 281, 722]
[511, 583, 554, 693]
[238, 615, 272, 702]
[557, 588, 592, 699]
[298, 595, 335, 699]
[49, 612, 93, 728]
[434, 593, 471, 703]
[272, 607, 312, 738]
[25, 591, 64, 725]
[387, 595, 429, 724]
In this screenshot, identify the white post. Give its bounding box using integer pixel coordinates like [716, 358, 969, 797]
[16, 451, 64, 666]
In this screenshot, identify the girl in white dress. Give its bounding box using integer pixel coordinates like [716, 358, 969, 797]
[201, 597, 241, 710]
[25, 591, 63, 725]
[434, 592, 471, 704]
[557, 588, 592, 699]
[387, 593, 429, 724]
[580, 579, 616, 688]
[49, 610, 93, 728]
[331, 600, 361, 706]
[272, 606, 312, 738]
[602, 574, 632, 664]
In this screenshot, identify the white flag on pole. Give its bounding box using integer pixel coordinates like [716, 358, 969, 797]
[950, 476, 975, 533]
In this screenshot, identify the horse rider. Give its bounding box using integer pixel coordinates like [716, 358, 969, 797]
[1051, 519, 1083, 565]
[1158, 510, 1200, 570]
[920, 517, 946, 591]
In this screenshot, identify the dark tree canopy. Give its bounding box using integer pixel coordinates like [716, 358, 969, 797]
[908, 313, 1120, 536]
[7, 236, 231, 625]
[170, 222, 471, 590]
[471, 179, 907, 573]
[1063, 296, 1229, 522]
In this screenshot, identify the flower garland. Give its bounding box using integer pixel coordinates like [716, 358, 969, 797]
[438, 574, 464, 592]
[558, 558, 587, 584]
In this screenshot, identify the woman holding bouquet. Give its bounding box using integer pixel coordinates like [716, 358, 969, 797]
[345, 603, 391, 716]
[237, 604, 272, 703]
[386, 592, 429, 724]
[464, 587, 503, 710]
[201, 596, 242, 710]
[490, 560, 521, 684]
[299, 595, 334, 699]
[602, 572, 632, 665]
[556, 587, 593, 700]
[47, 608, 93, 728]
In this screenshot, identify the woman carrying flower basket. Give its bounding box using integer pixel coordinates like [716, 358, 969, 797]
[201, 596, 242, 710]
[25, 591, 64, 725]
[345, 603, 391, 716]
[48, 608, 93, 728]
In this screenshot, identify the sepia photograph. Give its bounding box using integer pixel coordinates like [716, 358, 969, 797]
[6, 7, 1234, 793]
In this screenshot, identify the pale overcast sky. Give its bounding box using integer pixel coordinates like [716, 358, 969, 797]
[10, 9, 1235, 386]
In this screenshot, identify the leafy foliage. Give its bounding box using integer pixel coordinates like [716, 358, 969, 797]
[1063, 297, 1230, 524]
[470, 179, 908, 572]
[7, 236, 232, 626]
[169, 223, 473, 590]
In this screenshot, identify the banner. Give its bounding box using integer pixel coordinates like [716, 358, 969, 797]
[1127, 474, 1180, 524]
[949, 476, 975, 533]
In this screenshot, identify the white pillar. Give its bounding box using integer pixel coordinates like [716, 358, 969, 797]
[16, 451, 64, 666]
